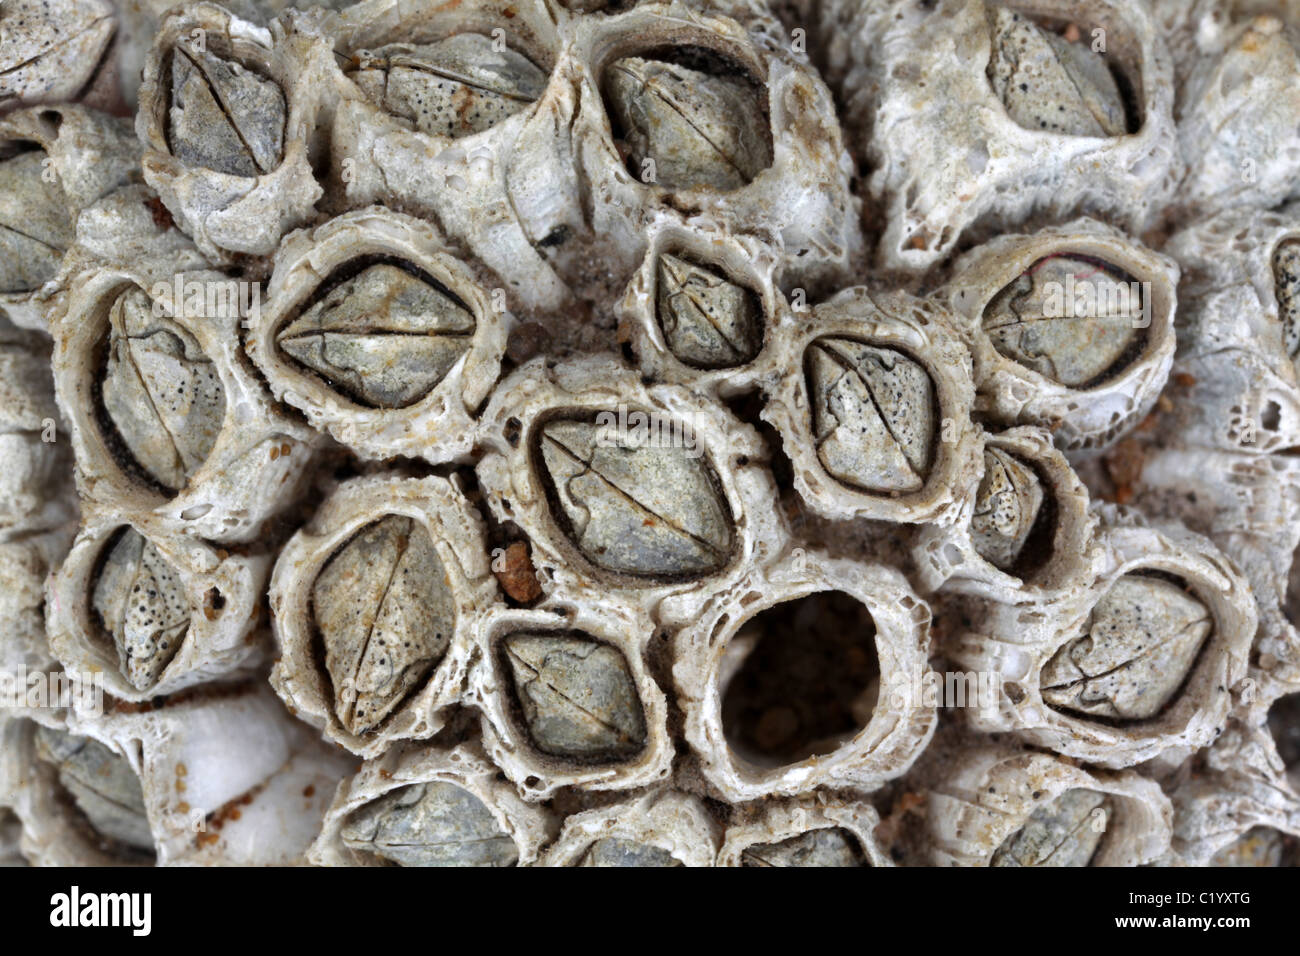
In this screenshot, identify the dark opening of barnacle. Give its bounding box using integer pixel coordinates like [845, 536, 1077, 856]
[309, 514, 456, 737]
[275, 255, 476, 410]
[1040, 570, 1213, 724]
[804, 337, 938, 495]
[1268, 692, 1300, 773]
[31, 723, 157, 863]
[498, 630, 647, 764]
[1272, 238, 1300, 358]
[654, 251, 763, 369]
[165, 39, 287, 178]
[89, 525, 191, 693]
[990, 789, 1112, 867]
[343, 32, 548, 139]
[721, 591, 880, 768]
[0, 140, 74, 295]
[982, 254, 1149, 388]
[971, 448, 1058, 580]
[531, 411, 734, 580]
[93, 284, 226, 496]
[985, 6, 1141, 137]
[600, 43, 773, 192]
[741, 827, 869, 867]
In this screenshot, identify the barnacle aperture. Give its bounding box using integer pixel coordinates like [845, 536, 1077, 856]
[535, 416, 733, 578]
[579, 837, 682, 867]
[991, 789, 1111, 867]
[1268, 692, 1300, 771]
[92, 527, 189, 692]
[1208, 827, 1295, 867]
[0, 147, 73, 294]
[742, 828, 867, 867]
[1272, 239, 1300, 358]
[340, 781, 517, 867]
[970, 447, 1047, 572]
[1040, 574, 1212, 721]
[986, 7, 1130, 136]
[602, 47, 773, 192]
[100, 286, 226, 493]
[502, 632, 646, 761]
[348, 34, 547, 139]
[806, 337, 936, 494]
[277, 262, 476, 409]
[312, 514, 455, 736]
[983, 254, 1146, 387]
[656, 253, 762, 369]
[167, 38, 286, 177]
[721, 591, 879, 767]
[34, 725, 154, 858]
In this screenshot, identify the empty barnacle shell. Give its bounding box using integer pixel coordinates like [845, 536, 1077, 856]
[313, 514, 455, 736]
[340, 781, 518, 867]
[92, 527, 189, 692]
[970, 447, 1045, 571]
[502, 632, 647, 761]
[1269, 693, 1300, 773]
[655, 253, 762, 369]
[0, 147, 74, 295]
[806, 337, 936, 494]
[602, 51, 772, 191]
[348, 35, 547, 139]
[167, 37, 286, 177]
[33, 726, 153, 858]
[990, 788, 1111, 867]
[99, 286, 225, 492]
[1273, 239, 1300, 358]
[276, 262, 475, 410]
[579, 837, 682, 867]
[986, 7, 1128, 138]
[536, 416, 733, 578]
[1040, 574, 1212, 722]
[982, 254, 1145, 387]
[741, 828, 867, 867]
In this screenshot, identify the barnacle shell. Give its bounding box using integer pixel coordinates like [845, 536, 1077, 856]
[0, 0, 117, 112]
[761, 288, 981, 525]
[817, 0, 1180, 271]
[674, 548, 937, 800]
[246, 208, 507, 463]
[468, 600, 672, 799]
[310, 742, 553, 866]
[925, 746, 1173, 866]
[269, 475, 497, 756]
[46, 510, 270, 700]
[717, 796, 891, 867]
[938, 218, 1178, 450]
[537, 789, 718, 867]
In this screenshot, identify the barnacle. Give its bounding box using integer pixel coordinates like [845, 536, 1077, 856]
[2, 0, 1299, 876]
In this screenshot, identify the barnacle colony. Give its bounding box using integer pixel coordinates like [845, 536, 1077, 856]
[0, 0, 1299, 872]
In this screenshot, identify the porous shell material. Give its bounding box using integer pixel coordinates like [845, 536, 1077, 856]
[467, 600, 673, 800]
[475, 355, 788, 628]
[936, 218, 1179, 451]
[817, 0, 1181, 272]
[309, 741, 553, 866]
[716, 795, 891, 867]
[674, 548, 938, 800]
[760, 287, 981, 525]
[912, 424, 1100, 602]
[269, 474, 498, 757]
[46, 508, 271, 701]
[135, 3, 324, 261]
[537, 788, 719, 866]
[50, 264, 321, 544]
[245, 208, 508, 463]
[947, 511, 1256, 767]
[925, 746, 1174, 866]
